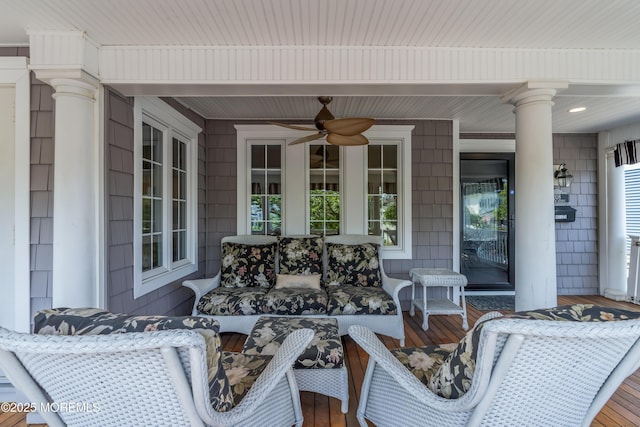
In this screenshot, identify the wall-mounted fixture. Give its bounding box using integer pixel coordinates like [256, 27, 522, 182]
[553, 163, 573, 188]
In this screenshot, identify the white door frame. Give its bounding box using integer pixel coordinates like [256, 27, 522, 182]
[453, 133, 516, 296]
[0, 57, 31, 333]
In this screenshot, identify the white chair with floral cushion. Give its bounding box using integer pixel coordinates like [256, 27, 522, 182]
[0, 308, 314, 427]
[349, 304, 640, 427]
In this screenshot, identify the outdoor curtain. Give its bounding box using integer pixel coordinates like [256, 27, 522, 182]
[615, 139, 640, 167]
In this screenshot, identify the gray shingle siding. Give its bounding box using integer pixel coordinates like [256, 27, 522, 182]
[104, 90, 206, 316]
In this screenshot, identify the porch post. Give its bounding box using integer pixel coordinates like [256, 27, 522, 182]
[502, 83, 566, 311]
[29, 31, 104, 309]
[49, 75, 100, 308]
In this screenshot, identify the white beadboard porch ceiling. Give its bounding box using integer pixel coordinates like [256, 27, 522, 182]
[2, 0, 640, 133]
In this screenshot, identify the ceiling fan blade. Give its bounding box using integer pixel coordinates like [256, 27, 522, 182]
[288, 133, 325, 145]
[326, 133, 369, 146]
[323, 118, 375, 136]
[268, 122, 318, 132]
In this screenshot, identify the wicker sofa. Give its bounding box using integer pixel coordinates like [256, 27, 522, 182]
[183, 234, 412, 345]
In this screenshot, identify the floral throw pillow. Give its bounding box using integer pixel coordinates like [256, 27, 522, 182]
[428, 304, 640, 399]
[220, 242, 276, 288]
[325, 243, 382, 287]
[33, 308, 235, 412]
[278, 236, 323, 275]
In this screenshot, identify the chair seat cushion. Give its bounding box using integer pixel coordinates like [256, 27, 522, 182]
[34, 307, 222, 335]
[391, 344, 457, 384]
[326, 285, 397, 315]
[262, 288, 328, 315]
[33, 308, 235, 412]
[197, 287, 268, 316]
[221, 352, 273, 406]
[242, 316, 344, 369]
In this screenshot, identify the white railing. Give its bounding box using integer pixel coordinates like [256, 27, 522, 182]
[466, 229, 509, 267]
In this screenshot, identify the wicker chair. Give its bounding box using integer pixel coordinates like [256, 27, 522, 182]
[0, 327, 313, 427]
[348, 313, 640, 427]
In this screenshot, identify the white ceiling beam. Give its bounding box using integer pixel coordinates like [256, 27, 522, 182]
[98, 45, 640, 97]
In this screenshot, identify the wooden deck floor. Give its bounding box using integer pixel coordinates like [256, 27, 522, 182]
[2, 295, 640, 426]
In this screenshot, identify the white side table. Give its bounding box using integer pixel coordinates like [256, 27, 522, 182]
[409, 268, 469, 331]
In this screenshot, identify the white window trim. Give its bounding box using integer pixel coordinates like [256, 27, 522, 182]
[364, 126, 413, 259]
[133, 97, 201, 298]
[235, 124, 413, 258]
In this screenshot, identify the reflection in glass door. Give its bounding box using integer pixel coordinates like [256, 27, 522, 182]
[460, 154, 515, 291]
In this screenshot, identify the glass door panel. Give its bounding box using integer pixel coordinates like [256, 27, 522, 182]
[460, 155, 515, 290]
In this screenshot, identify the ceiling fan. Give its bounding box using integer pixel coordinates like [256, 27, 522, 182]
[270, 96, 375, 146]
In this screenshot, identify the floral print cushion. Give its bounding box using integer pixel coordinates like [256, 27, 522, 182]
[505, 303, 640, 322]
[262, 288, 329, 315]
[278, 236, 323, 275]
[33, 308, 234, 412]
[427, 319, 488, 399]
[221, 352, 273, 405]
[326, 243, 382, 287]
[220, 242, 276, 288]
[242, 316, 343, 369]
[197, 287, 268, 316]
[391, 344, 457, 385]
[33, 307, 222, 335]
[428, 304, 640, 400]
[326, 285, 397, 315]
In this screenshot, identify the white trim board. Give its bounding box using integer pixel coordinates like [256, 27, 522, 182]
[0, 57, 30, 333]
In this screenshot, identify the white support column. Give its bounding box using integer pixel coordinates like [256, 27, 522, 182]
[47, 73, 100, 308]
[29, 30, 104, 309]
[503, 83, 565, 311]
[603, 147, 628, 299]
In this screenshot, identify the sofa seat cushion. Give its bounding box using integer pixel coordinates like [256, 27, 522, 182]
[391, 344, 457, 385]
[326, 285, 397, 315]
[221, 352, 273, 406]
[221, 242, 276, 288]
[33, 308, 235, 412]
[278, 236, 324, 275]
[243, 316, 343, 369]
[428, 304, 640, 400]
[326, 242, 382, 287]
[262, 288, 328, 315]
[198, 287, 268, 316]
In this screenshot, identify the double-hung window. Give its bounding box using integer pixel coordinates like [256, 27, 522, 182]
[134, 98, 201, 298]
[236, 125, 412, 259]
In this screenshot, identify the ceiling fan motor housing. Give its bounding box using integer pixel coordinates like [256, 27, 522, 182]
[314, 105, 335, 131]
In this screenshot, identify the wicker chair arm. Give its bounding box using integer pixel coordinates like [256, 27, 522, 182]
[197, 328, 314, 426]
[476, 311, 503, 325]
[183, 273, 221, 314]
[348, 325, 480, 412]
[381, 275, 412, 300]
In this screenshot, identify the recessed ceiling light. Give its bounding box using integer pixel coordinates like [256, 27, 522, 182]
[568, 107, 587, 113]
